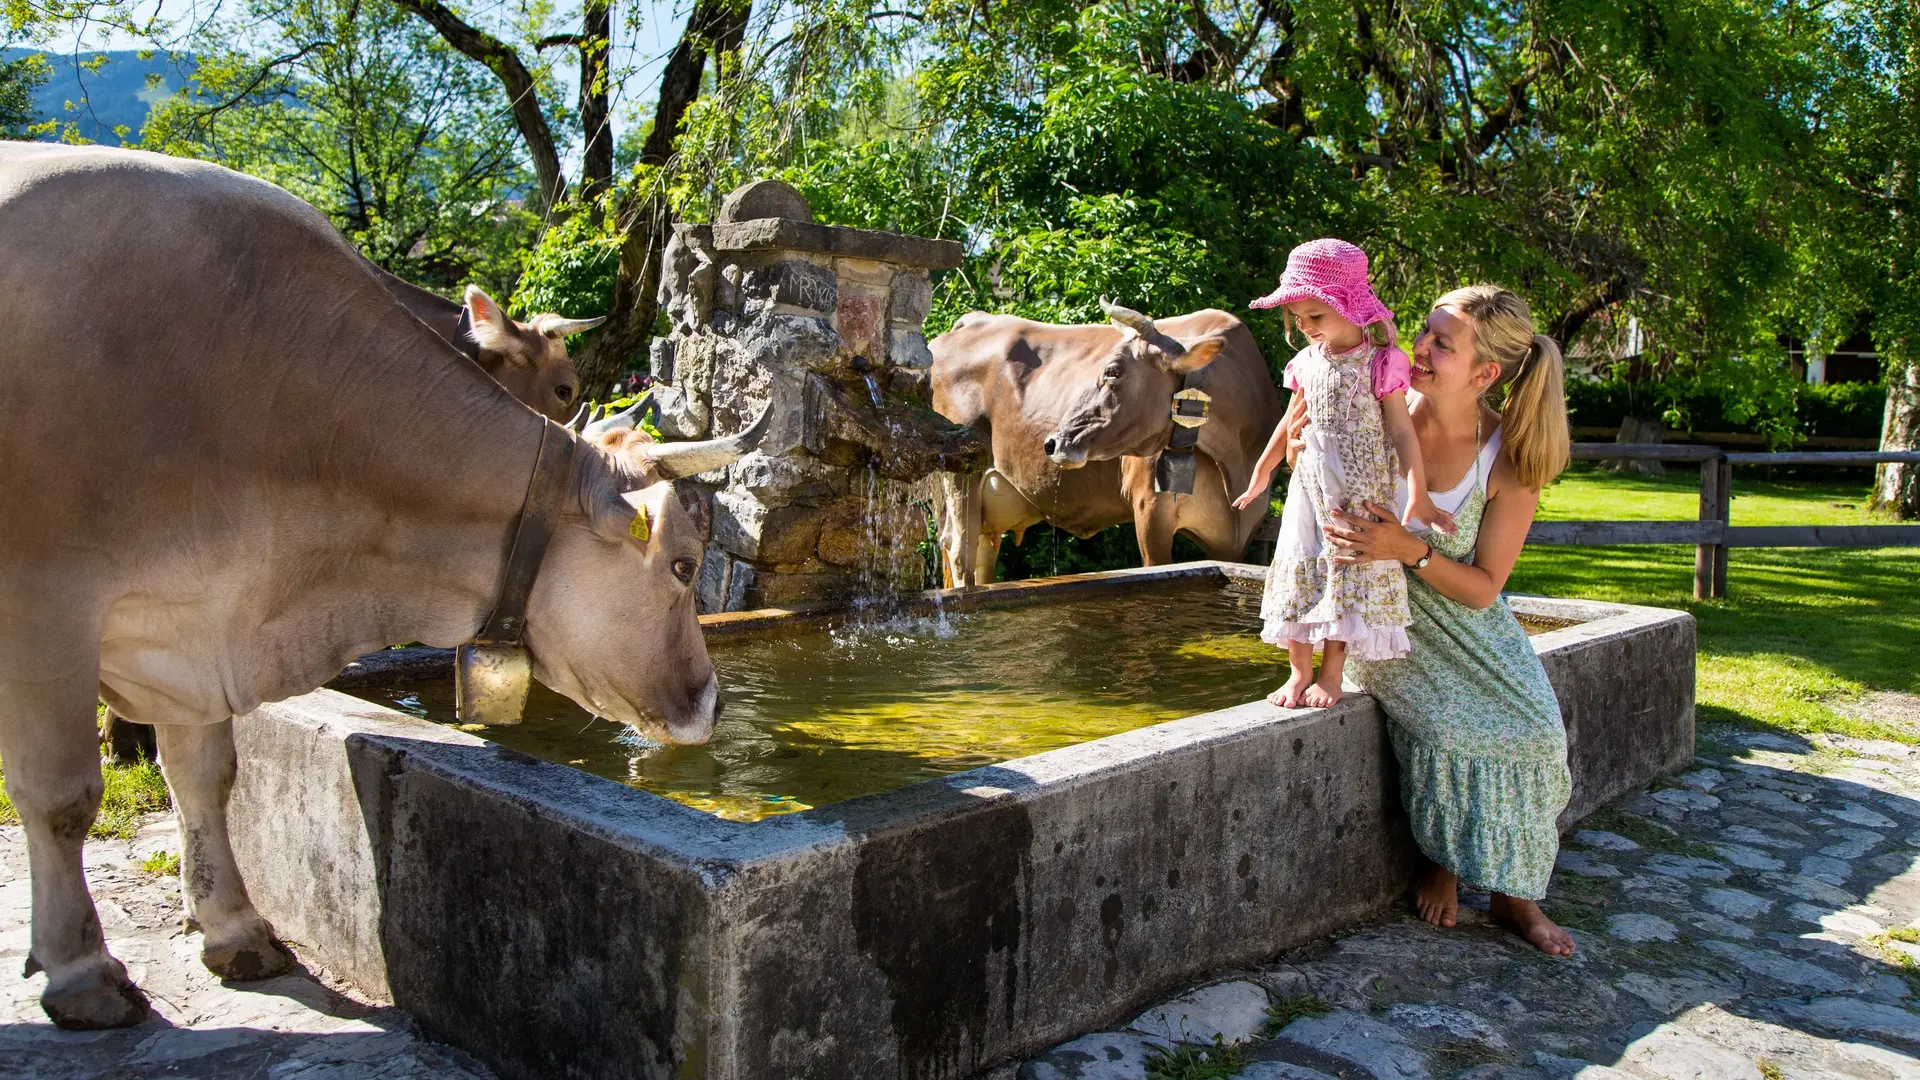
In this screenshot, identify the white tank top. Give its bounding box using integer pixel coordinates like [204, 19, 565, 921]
[1395, 425, 1504, 525]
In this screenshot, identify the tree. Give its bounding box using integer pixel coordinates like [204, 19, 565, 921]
[142, 0, 536, 292]
[392, 0, 752, 398]
[1, 50, 46, 137]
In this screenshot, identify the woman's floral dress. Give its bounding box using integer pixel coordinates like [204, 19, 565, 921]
[1348, 426, 1572, 899]
[1260, 339, 1413, 660]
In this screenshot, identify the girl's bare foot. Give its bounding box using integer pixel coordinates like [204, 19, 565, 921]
[1489, 893, 1576, 956]
[1414, 861, 1458, 928]
[1303, 672, 1344, 707]
[1268, 669, 1314, 708]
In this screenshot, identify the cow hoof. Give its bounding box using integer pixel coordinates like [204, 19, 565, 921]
[41, 958, 150, 1030]
[201, 921, 294, 981]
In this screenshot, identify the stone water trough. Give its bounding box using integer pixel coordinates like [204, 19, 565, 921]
[225, 563, 1693, 1080]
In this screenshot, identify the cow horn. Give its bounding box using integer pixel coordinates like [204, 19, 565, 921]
[644, 402, 773, 480]
[1099, 296, 1157, 336]
[539, 315, 608, 339]
[582, 394, 652, 440]
[566, 403, 591, 432]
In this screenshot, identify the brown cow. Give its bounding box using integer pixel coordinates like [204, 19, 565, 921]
[929, 301, 1282, 586]
[0, 142, 765, 1029]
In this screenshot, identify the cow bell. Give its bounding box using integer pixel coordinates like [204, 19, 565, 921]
[455, 641, 532, 725]
[1154, 449, 1197, 496]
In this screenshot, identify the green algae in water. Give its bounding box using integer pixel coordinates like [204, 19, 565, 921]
[352, 585, 1285, 820]
[347, 587, 1569, 822]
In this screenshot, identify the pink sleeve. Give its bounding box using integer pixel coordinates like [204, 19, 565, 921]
[1282, 357, 1302, 393]
[1372, 347, 1411, 400]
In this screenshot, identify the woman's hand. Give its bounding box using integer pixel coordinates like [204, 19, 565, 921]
[1325, 501, 1429, 566]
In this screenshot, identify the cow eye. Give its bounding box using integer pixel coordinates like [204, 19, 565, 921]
[671, 557, 697, 584]
[554, 384, 575, 403]
[1101, 366, 1122, 383]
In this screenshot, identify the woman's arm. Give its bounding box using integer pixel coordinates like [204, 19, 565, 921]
[1232, 394, 1304, 510]
[1322, 456, 1541, 611]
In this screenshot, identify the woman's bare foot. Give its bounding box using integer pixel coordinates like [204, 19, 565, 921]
[1268, 669, 1314, 708]
[1489, 893, 1576, 956]
[1414, 861, 1458, 928]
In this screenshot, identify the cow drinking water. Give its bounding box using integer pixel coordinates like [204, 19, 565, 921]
[0, 143, 766, 1029]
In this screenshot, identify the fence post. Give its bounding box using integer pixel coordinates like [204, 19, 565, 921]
[1713, 459, 1732, 597]
[1695, 457, 1719, 600]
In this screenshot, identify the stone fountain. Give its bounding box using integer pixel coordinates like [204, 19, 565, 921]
[648, 180, 984, 612]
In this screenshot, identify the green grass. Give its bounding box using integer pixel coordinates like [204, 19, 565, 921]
[1145, 1041, 1246, 1080]
[1513, 463, 1919, 743]
[139, 849, 181, 876]
[1260, 994, 1333, 1037]
[0, 752, 173, 840]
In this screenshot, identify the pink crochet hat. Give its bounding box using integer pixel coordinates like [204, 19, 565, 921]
[1249, 238, 1394, 328]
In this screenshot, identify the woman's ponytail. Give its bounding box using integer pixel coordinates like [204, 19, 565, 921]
[1433, 286, 1571, 490]
[1504, 334, 1569, 490]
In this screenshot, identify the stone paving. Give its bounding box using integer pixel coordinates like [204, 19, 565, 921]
[1014, 722, 1920, 1080]
[9, 720, 1920, 1079]
[1, 818, 494, 1079]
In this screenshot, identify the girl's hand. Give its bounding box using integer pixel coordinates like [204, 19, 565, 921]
[1405, 492, 1457, 536]
[1284, 412, 1311, 470]
[1231, 481, 1270, 512]
[1325, 501, 1425, 565]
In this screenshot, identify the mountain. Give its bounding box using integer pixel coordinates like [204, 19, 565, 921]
[1, 48, 194, 144]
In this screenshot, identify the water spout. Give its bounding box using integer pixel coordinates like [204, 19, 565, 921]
[862, 373, 885, 409]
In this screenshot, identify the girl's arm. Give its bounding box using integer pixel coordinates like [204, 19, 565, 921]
[1232, 394, 1304, 510]
[1380, 391, 1454, 534]
[1322, 455, 1538, 610]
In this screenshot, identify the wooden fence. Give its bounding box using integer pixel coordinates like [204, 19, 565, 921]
[1525, 445, 1920, 598]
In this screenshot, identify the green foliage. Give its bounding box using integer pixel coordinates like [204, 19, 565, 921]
[1261, 994, 1333, 1037]
[139, 849, 181, 876]
[1565, 374, 1887, 445]
[0, 46, 45, 136]
[513, 209, 624, 322]
[1144, 1039, 1245, 1080]
[141, 0, 536, 293]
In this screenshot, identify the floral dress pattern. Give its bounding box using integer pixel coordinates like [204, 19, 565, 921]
[1260, 340, 1413, 660]
[1347, 427, 1572, 899]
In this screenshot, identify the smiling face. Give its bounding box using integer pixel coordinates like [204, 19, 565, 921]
[1284, 299, 1367, 352]
[1410, 305, 1499, 403]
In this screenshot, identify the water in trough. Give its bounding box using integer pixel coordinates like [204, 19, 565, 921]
[344, 581, 1566, 821]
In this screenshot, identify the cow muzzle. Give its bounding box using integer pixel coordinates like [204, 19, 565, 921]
[1043, 433, 1088, 467]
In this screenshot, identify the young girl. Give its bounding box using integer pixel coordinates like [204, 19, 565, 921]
[1232, 239, 1450, 708]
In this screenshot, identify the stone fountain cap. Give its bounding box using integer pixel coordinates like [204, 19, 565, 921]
[702, 180, 964, 271]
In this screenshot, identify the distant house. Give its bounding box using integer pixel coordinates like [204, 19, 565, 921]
[1567, 307, 1881, 387]
[1784, 329, 1880, 385]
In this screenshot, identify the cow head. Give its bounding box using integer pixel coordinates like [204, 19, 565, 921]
[521, 404, 770, 745]
[460, 286, 604, 422]
[1042, 299, 1228, 467]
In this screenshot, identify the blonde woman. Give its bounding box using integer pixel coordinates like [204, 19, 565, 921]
[1302, 285, 1576, 955]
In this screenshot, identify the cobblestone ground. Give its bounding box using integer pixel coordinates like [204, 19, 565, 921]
[1017, 722, 1920, 1080]
[9, 720, 1920, 1079]
[0, 818, 494, 1079]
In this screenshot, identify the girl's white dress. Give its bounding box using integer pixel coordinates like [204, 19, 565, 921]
[1260, 339, 1413, 660]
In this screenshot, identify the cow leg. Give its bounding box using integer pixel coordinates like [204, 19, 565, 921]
[0, 670, 149, 1028]
[152, 719, 292, 980]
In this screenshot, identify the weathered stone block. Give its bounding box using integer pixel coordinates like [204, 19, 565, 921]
[814, 498, 867, 567]
[650, 383, 710, 439]
[733, 450, 845, 507]
[890, 269, 933, 325]
[836, 288, 886, 362]
[735, 313, 841, 372]
[713, 489, 822, 565]
[718, 178, 815, 224]
[742, 259, 837, 316]
[709, 216, 964, 269]
[888, 328, 933, 370]
[649, 337, 676, 382]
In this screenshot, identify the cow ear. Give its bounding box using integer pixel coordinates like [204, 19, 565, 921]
[463, 286, 516, 355]
[1164, 334, 1226, 373]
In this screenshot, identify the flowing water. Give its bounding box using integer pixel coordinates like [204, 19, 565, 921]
[345, 583, 1568, 822]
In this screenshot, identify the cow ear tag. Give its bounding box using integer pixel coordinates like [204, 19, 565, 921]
[620, 487, 667, 556]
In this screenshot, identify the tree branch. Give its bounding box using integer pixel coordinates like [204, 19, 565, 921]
[390, 0, 568, 211]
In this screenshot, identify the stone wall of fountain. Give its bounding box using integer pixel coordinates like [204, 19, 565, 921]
[648, 180, 984, 612]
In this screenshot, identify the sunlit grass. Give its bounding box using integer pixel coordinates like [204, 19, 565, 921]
[1513, 465, 1918, 743]
[0, 753, 172, 840]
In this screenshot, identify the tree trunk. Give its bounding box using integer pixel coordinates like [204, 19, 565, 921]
[1872, 358, 1919, 519]
[571, 0, 751, 400]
